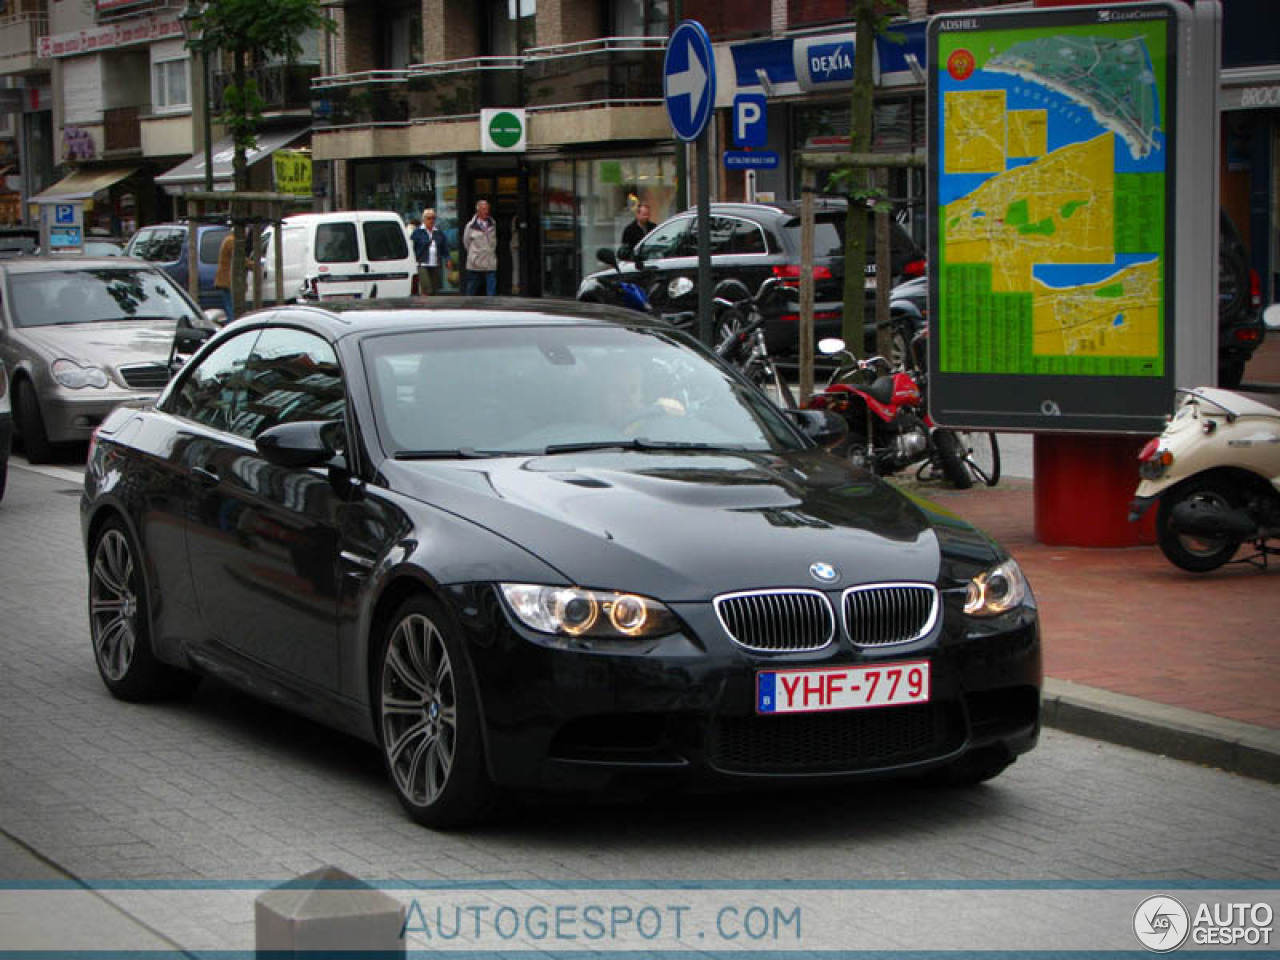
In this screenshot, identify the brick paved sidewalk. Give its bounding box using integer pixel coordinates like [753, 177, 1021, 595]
[921, 477, 1280, 731]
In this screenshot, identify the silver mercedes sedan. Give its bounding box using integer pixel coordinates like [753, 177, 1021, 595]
[0, 257, 203, 462]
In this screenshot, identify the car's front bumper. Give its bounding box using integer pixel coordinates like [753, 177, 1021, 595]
[40, 389, 158, 444]
[447, 586, 1042, 794]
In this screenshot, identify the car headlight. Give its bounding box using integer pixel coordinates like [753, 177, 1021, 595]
[51, 359, 110, 389]
[499, 584, 679, 639]
[964, 558, 1030, 617]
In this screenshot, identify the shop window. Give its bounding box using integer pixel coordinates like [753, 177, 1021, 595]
[613, 0, 670, 36]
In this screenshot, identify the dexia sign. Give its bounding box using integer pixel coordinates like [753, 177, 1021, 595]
[481, 109, 527, 152]
[793, 33, 859, 92]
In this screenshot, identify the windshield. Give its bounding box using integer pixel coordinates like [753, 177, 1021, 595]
[362, 323, 805, 457]
[8, 268, 198, 329]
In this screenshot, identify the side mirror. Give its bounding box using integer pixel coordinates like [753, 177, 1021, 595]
[256, 420, 343, 469]
[786, 409, 848, 449]
[596, 247, 619, 269]
[172, 316, 214, 355]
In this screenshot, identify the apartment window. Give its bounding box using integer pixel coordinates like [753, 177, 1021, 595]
[152, 57, 191, 112]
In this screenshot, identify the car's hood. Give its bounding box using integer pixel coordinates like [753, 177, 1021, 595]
[14, 319, 177, 370]
[379, 448, 996, 601]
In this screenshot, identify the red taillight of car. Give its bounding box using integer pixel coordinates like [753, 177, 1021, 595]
[1235, 327, 1262, 344]
[772, 265, 833, 285]
[903, 258, 926, 278]
[1249, 268, 1262, 309]
[1137, 438, 1160, 462]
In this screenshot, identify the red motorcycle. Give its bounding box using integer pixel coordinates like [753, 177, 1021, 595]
[803, 337, 998, 489]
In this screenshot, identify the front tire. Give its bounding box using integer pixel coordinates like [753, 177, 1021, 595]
[89, 518, 199, 701]
[15, 379, 53, 464]
[1155, 477, 1245, 572]
[933, 429, 973, 489]
[376, 594, 495, 828]
[958, 431, 1001, 487]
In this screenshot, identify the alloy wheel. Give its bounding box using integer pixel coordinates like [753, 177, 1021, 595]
[380, 612, 457, 808]
[91, 529, 139, 682]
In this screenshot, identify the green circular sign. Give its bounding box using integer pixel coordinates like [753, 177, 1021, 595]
[488, 111, 523, 149]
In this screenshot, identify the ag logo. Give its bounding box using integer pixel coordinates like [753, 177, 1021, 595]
[1133, 895, 1190, 953]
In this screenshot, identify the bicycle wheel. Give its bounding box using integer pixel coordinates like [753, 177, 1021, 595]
[958, 431, 1001, 486]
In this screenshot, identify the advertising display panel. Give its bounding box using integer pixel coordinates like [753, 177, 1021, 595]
[928, 2, 1188, 433]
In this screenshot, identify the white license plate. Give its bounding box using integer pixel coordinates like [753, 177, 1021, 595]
[757, 661, 930, 715]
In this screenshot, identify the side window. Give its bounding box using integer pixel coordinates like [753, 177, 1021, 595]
[706, 217, 736, 256]
[164, 328, 261, 431]
[364, 221, 409, 261]
[198, 227, 229, 264]
[152, 228, 184, 264]
[233, 328, 345, 440]
[636, 218, 691, 259]
[730, 219, 767, 254]
[315, 223, 359, 263]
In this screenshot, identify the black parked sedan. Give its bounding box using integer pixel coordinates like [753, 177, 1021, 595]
[81, 299, 1039, 827]
[578, 201, 925, 356]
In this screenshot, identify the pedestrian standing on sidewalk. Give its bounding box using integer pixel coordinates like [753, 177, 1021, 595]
[462, 199, 498, 296]
[214, 228, 236, 321]
[411, 208, 450, 295]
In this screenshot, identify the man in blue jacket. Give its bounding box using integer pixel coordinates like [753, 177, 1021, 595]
[411, 208, 451, 295]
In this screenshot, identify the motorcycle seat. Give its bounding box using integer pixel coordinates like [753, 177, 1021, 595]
[866, 376, 896, 405]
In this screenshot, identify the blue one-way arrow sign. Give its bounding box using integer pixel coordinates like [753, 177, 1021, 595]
[664, 21, 716, 142]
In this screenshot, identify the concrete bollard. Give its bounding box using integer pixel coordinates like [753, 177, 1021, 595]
[255, 865, 405, 956]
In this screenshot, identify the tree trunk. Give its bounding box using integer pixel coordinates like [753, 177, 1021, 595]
[841, 0, 877, 359]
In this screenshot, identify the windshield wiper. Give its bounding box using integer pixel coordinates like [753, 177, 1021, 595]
[541, 439, 752, 455]
[394, 448, 512, 460]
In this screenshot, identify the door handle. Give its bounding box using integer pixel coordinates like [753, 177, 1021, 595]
[192, 465, 220, 486]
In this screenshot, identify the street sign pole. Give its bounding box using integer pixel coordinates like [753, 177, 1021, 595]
[696, 127, 712, 347]
[664, 20, 717, 347]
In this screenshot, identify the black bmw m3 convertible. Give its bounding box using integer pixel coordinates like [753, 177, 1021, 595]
[81, 298, 1040, 827]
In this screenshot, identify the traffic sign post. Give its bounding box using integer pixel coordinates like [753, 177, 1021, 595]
[664, 21, 717, 347]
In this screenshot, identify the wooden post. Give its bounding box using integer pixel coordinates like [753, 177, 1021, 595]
[799, 167, 816, 405]
[186, 199, 200, 304]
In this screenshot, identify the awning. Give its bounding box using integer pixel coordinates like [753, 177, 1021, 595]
[156, 125, 309, 193]
[29, 165, 138, 203]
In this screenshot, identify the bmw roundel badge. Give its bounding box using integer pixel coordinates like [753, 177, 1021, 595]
[809, 562, 838, 583]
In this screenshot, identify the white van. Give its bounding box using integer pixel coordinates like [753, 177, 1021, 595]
[255, 211, 416, 302]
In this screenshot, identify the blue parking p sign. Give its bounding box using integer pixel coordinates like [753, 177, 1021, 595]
[54, 203, 75, 225]
[733, 94, 768, 148]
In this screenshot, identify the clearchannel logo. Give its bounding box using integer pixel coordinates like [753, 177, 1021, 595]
[1134, 895, 1275, 952]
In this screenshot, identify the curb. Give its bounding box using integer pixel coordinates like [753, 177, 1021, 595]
[1042, 677, 1280, 783]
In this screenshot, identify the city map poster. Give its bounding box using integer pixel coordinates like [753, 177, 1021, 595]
[933, 9, 1173, 379]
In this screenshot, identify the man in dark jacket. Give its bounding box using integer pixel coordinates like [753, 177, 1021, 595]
[410, 208, 451, 295]
[620, 203, 656, 255]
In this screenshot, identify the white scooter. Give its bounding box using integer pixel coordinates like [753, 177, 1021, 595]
[1129, 386, 1280, 572]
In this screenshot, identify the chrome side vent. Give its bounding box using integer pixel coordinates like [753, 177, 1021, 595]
[714, 590, 834, 653]
[842, 583, 939, 647]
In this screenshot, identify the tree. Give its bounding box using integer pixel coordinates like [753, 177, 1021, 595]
[838, 0, 898, 358]
[184, 0, 333, 312]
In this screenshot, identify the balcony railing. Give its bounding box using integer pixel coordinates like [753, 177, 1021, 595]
[524, 38, 665, 109]
[0, 12, 47, 64]
[311, 41, 661, 127]
[103, 105, 141, 154]
[212, 63, 320, 115]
